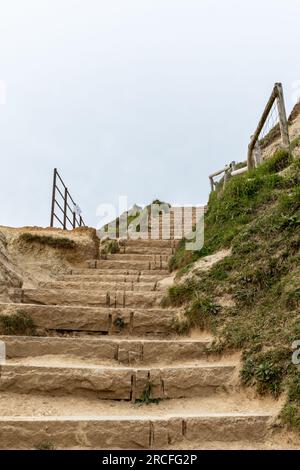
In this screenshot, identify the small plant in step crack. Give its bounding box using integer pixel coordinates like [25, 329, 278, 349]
[170, 316, 190, 335]
[0, 311, 36, 336]
[35, 440, 56, 450]
[113, 316, 125, 329]
[135, 382, 162, 405]
[241, 349, 291, 397]
[107, 240, 120, 254]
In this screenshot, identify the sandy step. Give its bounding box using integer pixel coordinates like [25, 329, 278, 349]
[0, 363, 236, 400]
[120, 239, 176, 248]
[20, 288, 161, 308]
[103, 253, 170, 262]
[58, 274, 166, 283]
[109, 291, 161, 308]
[0, 413, 273, 449]
[122, 246, 174, 255]
[145, 235, 181, 241]
[39, 281, 157, 292]
[72, 267, 170, 276]
[0, 391, 280, 418]
[0, 304, 176, 335]
[0, 335, 211, 365]
[95, 260, 169, 270]
[21, 288, 110, 307]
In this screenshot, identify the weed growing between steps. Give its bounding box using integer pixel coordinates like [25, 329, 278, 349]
[164, 150, 300, 432]
[113, 316, 125, 329]
[101, 239, 120, 256]
[19, 233, 76, 249]
[106, 240, 120, 254]
[0, 311, 36, 335]
[34, 441, 56, 450]
[135, 382, 162, 405]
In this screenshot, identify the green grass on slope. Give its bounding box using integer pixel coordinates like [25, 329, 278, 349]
[164, 149, 300, 432]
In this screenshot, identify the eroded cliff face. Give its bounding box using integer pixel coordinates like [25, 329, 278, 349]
[0, 226, 99, 298]
[0, 231, 22, 302]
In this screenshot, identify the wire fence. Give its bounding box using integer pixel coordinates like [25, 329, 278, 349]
[257, 98, 281, 157]
[209, 82, 291, 191]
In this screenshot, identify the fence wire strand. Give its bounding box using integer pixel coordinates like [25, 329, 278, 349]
[259, 100, 279, 141]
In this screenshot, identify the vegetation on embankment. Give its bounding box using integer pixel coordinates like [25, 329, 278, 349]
[19, 233, 76, 249]
[164, 148, 300, 432]
[12, 226, 100, 264]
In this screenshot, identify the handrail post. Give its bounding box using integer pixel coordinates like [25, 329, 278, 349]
[63, 187, 68, 229]
[275, 82, 291, 151]
[247, 84, 278, 170]
[223, 165, 230, 189]
[50, 168, 57, 227]
[73, 212, 76, 229]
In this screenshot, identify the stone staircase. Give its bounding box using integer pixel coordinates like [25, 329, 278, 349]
[0, 238, 280, 449]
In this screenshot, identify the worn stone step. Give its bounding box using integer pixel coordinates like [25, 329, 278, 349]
[21, 288, 110, 307]
[0, 335, 211, 365]
[120, 239, 176, 248]
[58, 274, 166, 283]
[70, 268, 170, 276]
[95, 260, 168, 270]
[20, 288, 161, 308]
[122, 246, 174, 255]
[109, 291, 161, 308]
[0, 413, 273, 449]
[103, 253, 170, 262]
[0, 304, 176, 335]
[39, 281, 157, 292]
[147, 237, 179, 242]
[0, 363, 236, 400]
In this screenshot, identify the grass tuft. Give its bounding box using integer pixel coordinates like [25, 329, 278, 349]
[135, 382, 162, 405]
[0, 311, 36, 336]
[35, 441, 56, 450]
[19, 233, 76, 249]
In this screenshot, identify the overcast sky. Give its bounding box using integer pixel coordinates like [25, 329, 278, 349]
[0, 0, 300, 228]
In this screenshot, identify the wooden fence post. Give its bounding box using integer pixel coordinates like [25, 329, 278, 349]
[275, 82, 290, 150]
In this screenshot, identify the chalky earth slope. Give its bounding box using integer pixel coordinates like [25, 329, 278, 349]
[0, 210, 294, 450]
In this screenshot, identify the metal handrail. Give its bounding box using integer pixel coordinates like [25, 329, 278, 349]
[50, 168, 85, 229]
